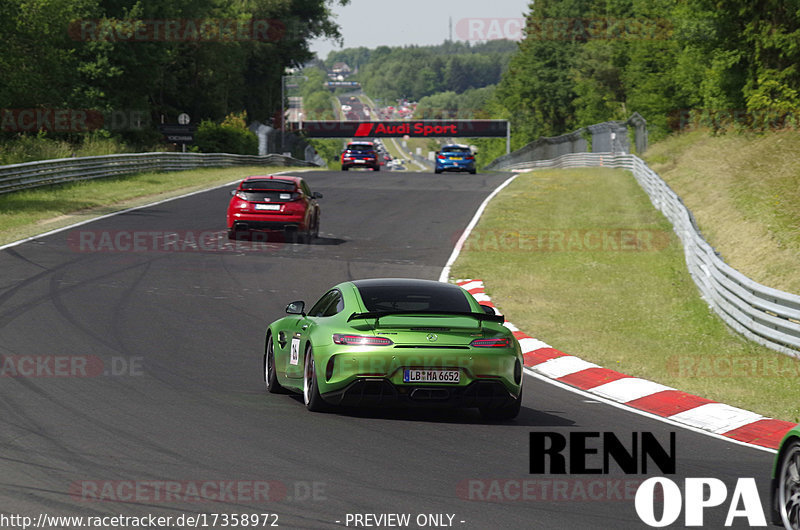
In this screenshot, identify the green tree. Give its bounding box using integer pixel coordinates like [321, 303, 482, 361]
[0, 0, 99, 109]
[194, 113, 257, 154]
[357, 42, 515, 102]
[1, 0, 349, 148]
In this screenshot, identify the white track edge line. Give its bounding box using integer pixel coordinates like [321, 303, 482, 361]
[438, 173, 519, 283]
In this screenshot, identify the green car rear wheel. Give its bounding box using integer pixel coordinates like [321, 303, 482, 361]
[265, 336, 287, 394]
[303, 346, 329, 412]
[778, 439, 800, 529]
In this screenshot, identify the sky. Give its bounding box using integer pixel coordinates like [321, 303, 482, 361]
[310, 0, 532, 60]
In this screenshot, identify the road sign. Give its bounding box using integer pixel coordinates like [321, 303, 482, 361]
[159, 124, 196, 144]
[325, 81, 361, 88]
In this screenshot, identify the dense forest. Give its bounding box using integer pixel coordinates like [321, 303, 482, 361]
[335, 1, 800, 160]
[5, 0, 800, 163]
[0, 0, 348, 146]
[334, 41, 518, 103]
[490, 0, 800, 146]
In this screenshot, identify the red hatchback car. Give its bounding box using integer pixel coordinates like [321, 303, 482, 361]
[227, 175, 322, 242]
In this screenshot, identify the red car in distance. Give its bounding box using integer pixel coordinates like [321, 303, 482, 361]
[227, 175, 322, 243]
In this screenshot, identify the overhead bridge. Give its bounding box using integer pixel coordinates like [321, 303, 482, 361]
[302, 120, 510, 152]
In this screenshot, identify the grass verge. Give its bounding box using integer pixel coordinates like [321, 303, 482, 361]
[450, 167, 800, 422]
[0, 166, 319, 246]
[0, 132, 144, 165]
[644, 130, 800, 293]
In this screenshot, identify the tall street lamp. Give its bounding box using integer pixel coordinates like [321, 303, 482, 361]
[281, 74, 308, 153]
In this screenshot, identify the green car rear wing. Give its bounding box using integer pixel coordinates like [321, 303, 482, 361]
[347, 310, 505, 324]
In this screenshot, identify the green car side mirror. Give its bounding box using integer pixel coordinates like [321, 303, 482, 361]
[286, 301, 306, 316]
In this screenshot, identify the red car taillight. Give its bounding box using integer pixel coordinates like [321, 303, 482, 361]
[282, 200, 305, 214]
[333, 334, 394, 346]
[234, 191, 248, 200]
[437, 155, 445, 160]
[470, 337, 511, 348]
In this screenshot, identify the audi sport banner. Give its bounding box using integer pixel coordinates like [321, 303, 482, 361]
[302, 120, 509, 138]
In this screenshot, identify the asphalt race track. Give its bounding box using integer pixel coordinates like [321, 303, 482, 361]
[339, 95, 370, 121]
[0, 170, 777, 529]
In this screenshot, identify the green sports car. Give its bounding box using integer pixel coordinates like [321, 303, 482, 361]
[772, 424, 800, 528]
[263, 278, 524, 420]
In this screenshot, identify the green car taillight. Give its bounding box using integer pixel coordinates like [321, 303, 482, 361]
[470, 337, 511, 348]
[332, 334, 394, 346]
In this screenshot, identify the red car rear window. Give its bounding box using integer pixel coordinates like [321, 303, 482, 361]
[238, 190, 298, 202]
[241, 179, 295, 191]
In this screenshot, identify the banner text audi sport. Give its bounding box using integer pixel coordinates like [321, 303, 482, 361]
[302, 120, 509, 138]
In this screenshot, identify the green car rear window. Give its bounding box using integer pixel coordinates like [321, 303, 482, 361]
[357, 284, 471, 313]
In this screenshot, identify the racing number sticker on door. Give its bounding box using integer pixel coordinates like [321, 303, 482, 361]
[290, 338, 300, 365]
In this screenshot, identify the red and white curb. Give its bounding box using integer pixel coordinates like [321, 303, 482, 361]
[458, 279, 797, 450]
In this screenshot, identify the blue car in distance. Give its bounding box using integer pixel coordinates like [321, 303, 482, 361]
[434, 144, 476, 174]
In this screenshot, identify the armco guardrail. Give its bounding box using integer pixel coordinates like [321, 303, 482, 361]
[498, 152, 800, 358]
[484, 113, 648, 172]
[0, 152, 319, 194]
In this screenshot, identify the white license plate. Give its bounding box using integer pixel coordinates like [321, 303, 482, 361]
[403, 369, 460, 383]
[355, 159, 366, 163]
[254, 204, 280, 211]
